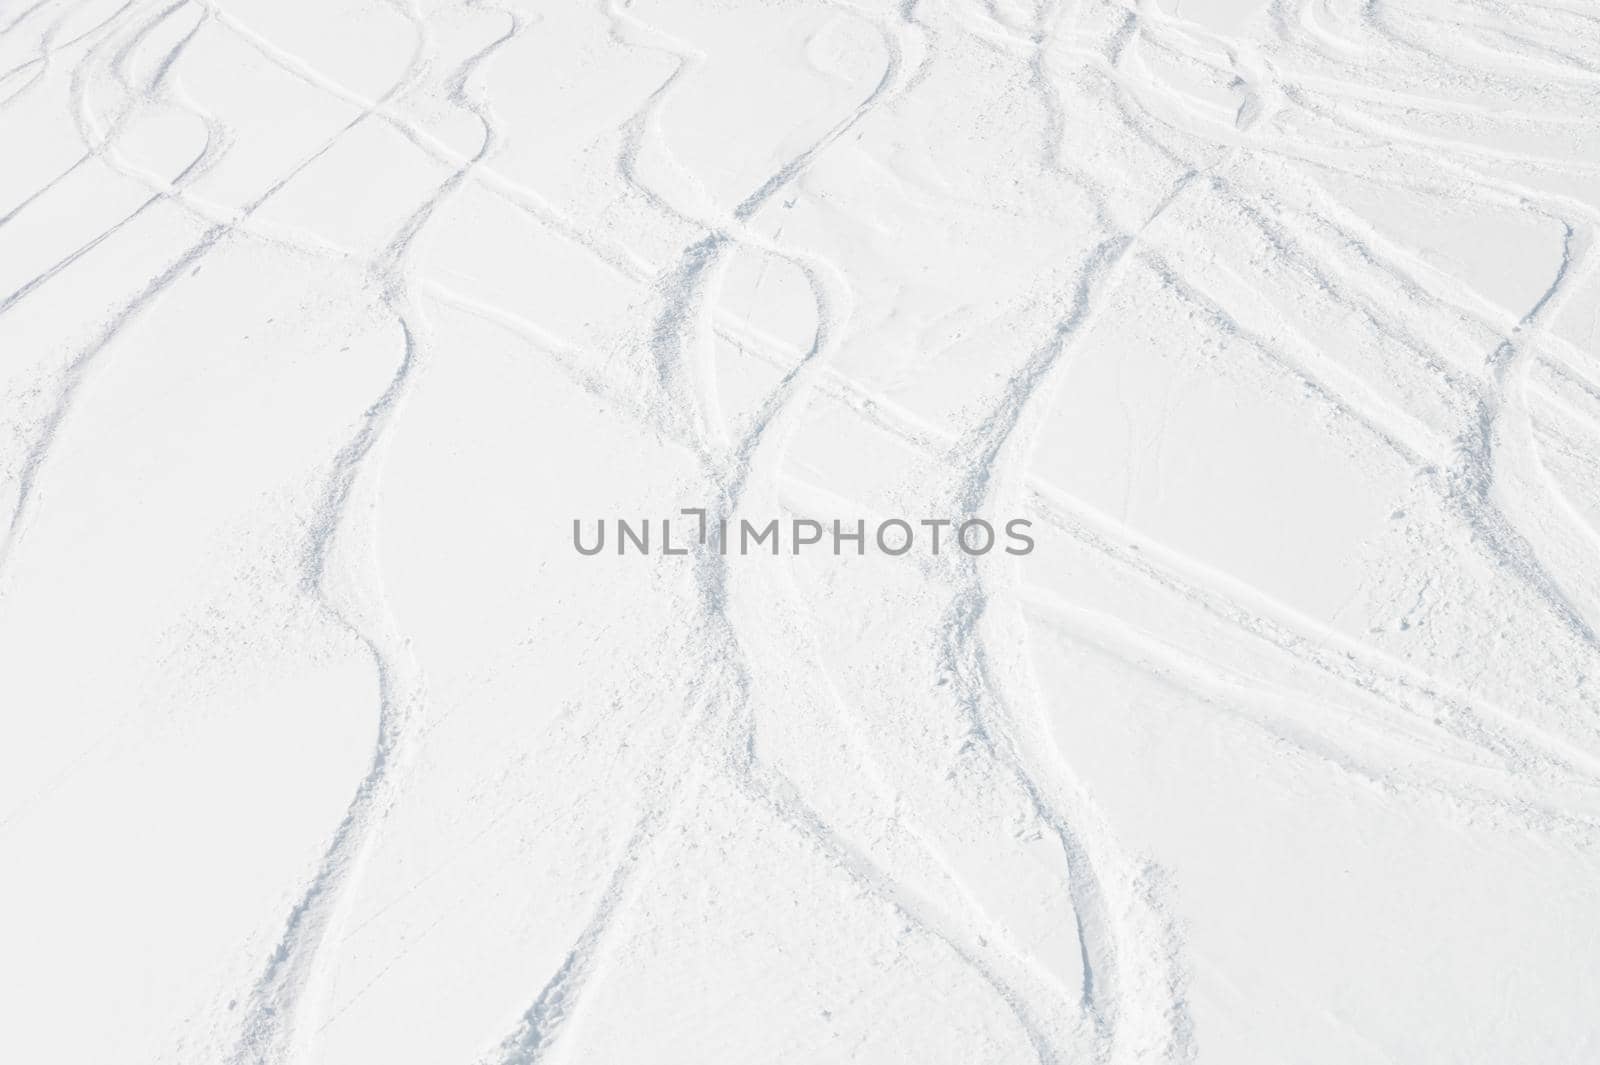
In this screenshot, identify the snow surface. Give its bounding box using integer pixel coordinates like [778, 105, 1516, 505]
[2, 0, 1599, 1062]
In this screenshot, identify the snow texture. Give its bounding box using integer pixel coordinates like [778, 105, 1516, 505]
[1, 0, 1599, 1062]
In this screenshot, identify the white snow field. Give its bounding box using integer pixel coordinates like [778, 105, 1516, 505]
[2, 0, 1600, 1062]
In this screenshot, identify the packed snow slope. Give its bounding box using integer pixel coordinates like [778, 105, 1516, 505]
[2, 0, 1600, 1062]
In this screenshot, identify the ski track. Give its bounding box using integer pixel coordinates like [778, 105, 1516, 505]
[1, 0, 1599, 1062]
